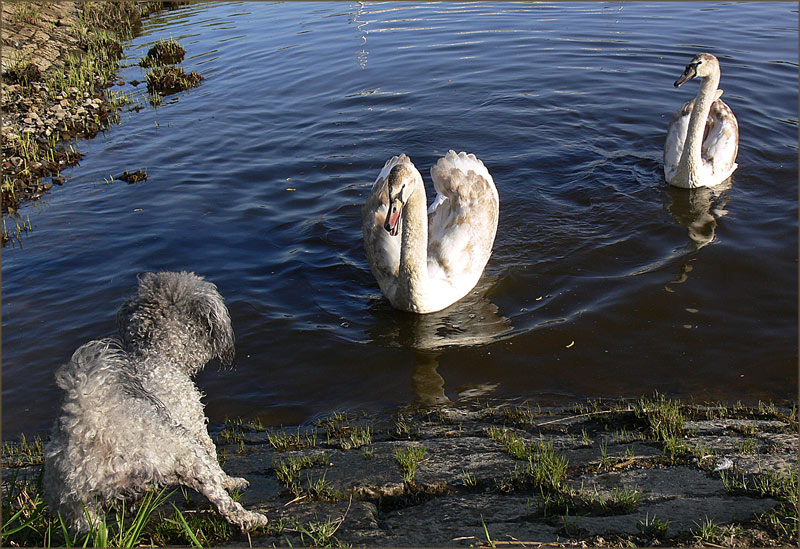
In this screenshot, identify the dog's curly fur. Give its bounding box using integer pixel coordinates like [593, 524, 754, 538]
[43, 271, 267, 533]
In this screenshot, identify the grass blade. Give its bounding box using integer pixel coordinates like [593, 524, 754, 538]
[170, 503, 203, 547]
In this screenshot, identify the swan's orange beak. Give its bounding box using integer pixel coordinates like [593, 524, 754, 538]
[674, 63, 697, 87]
[384, 198, 402, 236]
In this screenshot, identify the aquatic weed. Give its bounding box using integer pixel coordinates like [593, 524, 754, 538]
[145, 65, 203, 96]
[140, 38, 186, 67]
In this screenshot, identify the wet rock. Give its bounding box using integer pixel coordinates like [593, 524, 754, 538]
[571, 496, 777, 539]
[204, 399, 799, 547]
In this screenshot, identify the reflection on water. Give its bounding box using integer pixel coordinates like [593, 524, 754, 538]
[411, 350, 501, 406]
[365, 275, 510, 406]
[664, 262, 694, 293]
[366, 276, 512, 351]
[411, 351, 449, 405]
[667, 182, 731, 250]
[350, 1, 369, 69]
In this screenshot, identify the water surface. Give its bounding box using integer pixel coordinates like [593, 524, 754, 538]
[3, 2, 797, 438]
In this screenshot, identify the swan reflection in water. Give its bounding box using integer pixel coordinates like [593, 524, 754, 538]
[367, 275, 512, 405]
[667, 181, 731, 250]
[664, 181, 731, 292]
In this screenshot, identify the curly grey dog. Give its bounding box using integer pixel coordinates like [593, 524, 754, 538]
[44, 271, 267, 532]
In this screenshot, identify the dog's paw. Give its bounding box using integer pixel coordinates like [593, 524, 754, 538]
[237, 509, 268, 531]
[225, 476, 250, 492]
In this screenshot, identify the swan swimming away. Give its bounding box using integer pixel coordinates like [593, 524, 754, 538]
[362, 150, 499, 314]
[664, 53, 739, 188]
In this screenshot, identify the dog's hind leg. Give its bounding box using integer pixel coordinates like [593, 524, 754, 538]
[176, 446, 267, 531]
[193, 429, 252, 493]
[183, 469, 267, 531]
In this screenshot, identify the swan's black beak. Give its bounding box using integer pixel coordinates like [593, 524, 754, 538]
[674, 63, 697, 87]
[384, 198, 402, 236]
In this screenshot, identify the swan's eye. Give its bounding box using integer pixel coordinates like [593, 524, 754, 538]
[391, 185, 405, 202]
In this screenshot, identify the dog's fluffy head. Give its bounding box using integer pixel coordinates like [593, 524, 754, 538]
[117, 271, 235, 372]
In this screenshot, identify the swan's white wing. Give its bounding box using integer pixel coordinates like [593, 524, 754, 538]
[426, 150, 499, 305]
[362, 154, 410, 303]
[701, 98, 738, 184]
[664, 98, 693, 183]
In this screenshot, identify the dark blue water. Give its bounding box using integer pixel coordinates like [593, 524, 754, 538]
[3, 2, 797, 438]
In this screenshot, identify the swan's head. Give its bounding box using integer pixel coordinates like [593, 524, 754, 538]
[674, 53, 719, 87]
[384, 163, 417, 237]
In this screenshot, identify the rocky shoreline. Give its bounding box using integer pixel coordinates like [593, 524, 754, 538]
[214, 397, 798, 547]
[3, 396, 797, 546]
[0, 1, 180, 243]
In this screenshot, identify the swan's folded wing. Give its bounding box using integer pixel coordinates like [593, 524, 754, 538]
[701, 99, 739, 180]
[664, 99, 693, 182]
[427, 151, 499, 287]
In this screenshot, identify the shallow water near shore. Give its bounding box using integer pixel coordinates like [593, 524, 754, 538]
[2, 2, 797, 438]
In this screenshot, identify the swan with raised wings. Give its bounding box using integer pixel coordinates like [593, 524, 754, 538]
[664, 53, 739, 188]
[362, 150, 499, 314]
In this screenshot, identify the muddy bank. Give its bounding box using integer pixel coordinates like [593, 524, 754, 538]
[6, 396, 795, 547]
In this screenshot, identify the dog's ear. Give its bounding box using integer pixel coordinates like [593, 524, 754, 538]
[192, 277, 236, 367]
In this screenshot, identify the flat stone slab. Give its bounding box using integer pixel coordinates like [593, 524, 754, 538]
[207, 399, 797, 546]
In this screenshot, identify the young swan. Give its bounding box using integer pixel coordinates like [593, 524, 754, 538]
[362, 151, 499, 313]
[664, 52, 739, 188]
[44, 271, 267, 533]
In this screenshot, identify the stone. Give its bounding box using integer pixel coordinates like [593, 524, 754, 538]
[202, 400, 798, 547]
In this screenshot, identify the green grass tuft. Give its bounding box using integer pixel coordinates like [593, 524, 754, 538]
[636, 512, 670, 538]
[2, 434, 45, 467]
[395, 445, 427, 483]
[487, 427, 568, 492]
[267, 426, 318, 450]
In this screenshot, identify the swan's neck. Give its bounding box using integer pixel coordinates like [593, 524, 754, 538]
[679, 69, 720, 184]
[398, 182, 429, 311]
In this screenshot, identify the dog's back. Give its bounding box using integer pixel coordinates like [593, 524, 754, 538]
[44, 339, 163, 529]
